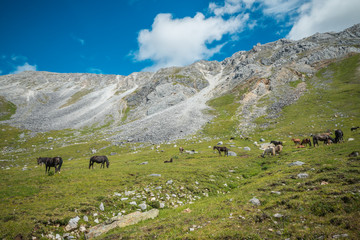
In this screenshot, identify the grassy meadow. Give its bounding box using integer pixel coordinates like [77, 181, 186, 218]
[0, 54, 359, 239]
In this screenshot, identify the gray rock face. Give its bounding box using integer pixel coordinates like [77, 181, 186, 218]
[1, 24, 360, 143]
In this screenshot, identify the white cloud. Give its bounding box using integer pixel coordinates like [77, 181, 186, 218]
[135, 12, 249, 71]
[288, 0, 360, 40]
[11, 62, 37, 74]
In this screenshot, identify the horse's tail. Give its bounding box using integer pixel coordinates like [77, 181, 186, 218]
[105, 156, 109, 168]
[57, 157, 63, 172]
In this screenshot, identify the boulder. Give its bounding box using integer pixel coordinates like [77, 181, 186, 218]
[65, 216, 80, 232]
[86, 209, 159, 239]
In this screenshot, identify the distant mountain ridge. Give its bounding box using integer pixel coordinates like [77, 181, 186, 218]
[1, 24, 359, 143]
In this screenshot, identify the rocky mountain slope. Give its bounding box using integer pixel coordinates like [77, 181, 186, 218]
[1, 24, 360, 143]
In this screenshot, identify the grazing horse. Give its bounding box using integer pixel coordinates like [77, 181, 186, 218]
[335, 129, 344, 143]
[274, 145, 283, 154]
[213, 146, 229, 156]
[89, 156, 109, 169]
[291, 138, 301, 145]
[312, 134, 331, 147]
[270, 140, 283, 146]
[37, 157, 63, 174]
[164, 158, 173, 163]
[262, 147, 275, 157]
[300, 138, 312, 147]
[179, 147, 184, 153]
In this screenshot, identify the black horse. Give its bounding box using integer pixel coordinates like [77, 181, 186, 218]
[213, 146, 229, 156]
[270, 140, 283, 146]
[335, 129, 344, 143]
[89, 156, 109, 169]
[37, 157, 63, 174]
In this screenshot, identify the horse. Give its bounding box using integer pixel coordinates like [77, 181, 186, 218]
[270, 140, 283, 146]
[312, 133, 331, 147]
[335, 129, 344, 143]
[179, 147, 184, 153]
[89, 156, 109, 169]
[164, 158, 173, 163]
[274, 145, 283, 154]
[213, 146, 229, 156]
[291, 138, 301, 145]
[37, 157, 63, 174]
[261, 147, 275, 157]
[300, 138, 312, 147]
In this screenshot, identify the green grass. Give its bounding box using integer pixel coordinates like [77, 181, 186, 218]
[0, 97, 16, 121]
[0, 54, 359, 239]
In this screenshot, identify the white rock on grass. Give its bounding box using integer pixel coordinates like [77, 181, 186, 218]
[65, 216, 80, 231]
[99, 202, 104, 211]
[243, 147, 251, 151]
[297, 173, 309, 179]
[249, 197, 261, 206]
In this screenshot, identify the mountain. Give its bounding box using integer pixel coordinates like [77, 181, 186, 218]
[1, 24, 360, 143]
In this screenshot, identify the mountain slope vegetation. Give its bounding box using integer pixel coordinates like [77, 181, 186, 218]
[0, 52, 359, 240]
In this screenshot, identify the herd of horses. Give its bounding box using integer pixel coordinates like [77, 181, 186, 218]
[36, 128, 351, 172]
[36, 155, 109, 174]
[261, 129, 345, 157]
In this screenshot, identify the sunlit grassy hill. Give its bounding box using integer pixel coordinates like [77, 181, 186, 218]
[0, 54, 359, 239]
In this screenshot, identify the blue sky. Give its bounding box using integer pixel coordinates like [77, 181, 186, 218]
[1, 0, 360, 76]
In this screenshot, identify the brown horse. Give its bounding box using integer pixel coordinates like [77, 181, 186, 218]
[213, 146, 229, 156]
[291, 138, 301, 145]
[300, 138, 312, 147]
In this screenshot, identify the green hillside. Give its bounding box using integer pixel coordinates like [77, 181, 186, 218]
[0, 54, 359, 239]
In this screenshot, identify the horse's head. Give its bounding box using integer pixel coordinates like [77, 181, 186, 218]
[213, 146, 216, 150]
[106, 161, 110, 168]
[37, 157, 42, 165]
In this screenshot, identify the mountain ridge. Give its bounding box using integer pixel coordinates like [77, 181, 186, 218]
[0, 24, 360, 143]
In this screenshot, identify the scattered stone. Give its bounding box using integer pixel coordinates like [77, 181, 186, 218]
[217, 141, 223, 145]
[159, 202, 165, 208]
[114, 192, 121, 197]
[129, 201, 137, 206]
[125, 190, 135, 196]
[228, 151, 237, 156]
[260, 138, 265, 142]
[79, 225, 86, 232]
[149, 174, 161, 177]
[321, 181, 329, 185]
[271, 191, 281, 195]
[86, 209, 159, 239]
[139, 161, 148, 165]
[288, 161, 305, 166]
[249, 197, 261, 206]
[139, 203, 147, 210]
[273, 213, 283, 218]
[166, 180, 173, 185]
[189, 228, 195, 231]
[94, 218, 99, 224]
[297, 173, 309, 179]
[333, 234, 349, 239]
[83, 216, 88, 222]
[348, 138, 354, 141]
[121, 198, 128, 201]
[244, 147, 251, 151]
[65, 216, 80, 232]
[99, 202, 104, 211]
[155, 186, 162, 190]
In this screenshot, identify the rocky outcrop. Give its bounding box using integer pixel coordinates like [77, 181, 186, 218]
[85, 209, 159, 239]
